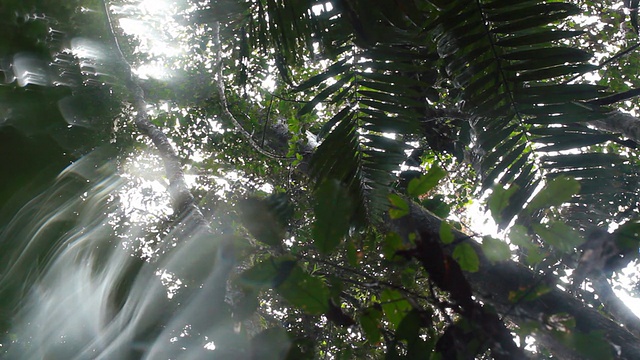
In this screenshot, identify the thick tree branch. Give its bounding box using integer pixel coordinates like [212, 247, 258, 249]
[400, 202, 640, 359]
[591, 273, 640, 338]
[590, 110, 640, 145]
[102, 0, 205, 225]
[259, 114, 640, 356]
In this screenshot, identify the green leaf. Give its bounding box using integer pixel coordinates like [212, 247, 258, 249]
[487, 184, 520, 223]
[388, 193, 410, 219]
[239, 256, 296, 289]
[422, 195, 451, 218]
[572, 331, 614, 360]
[509, 225, 547, 265]
[239, 197, 285, 247]
[526, 247, 547, 266]
[533, 221, 584, 253]
[360, 307, 383, 344]
[439, 221, 455, 245]
[298, 75, 352, 116]
[346, 240, 358, 266]
[453, 243, 480, 272]
[313, 179, 352, 255]
[278, 266, 330, 314]
[509, 225, 532, 249]
[295, 59, 349, 92]
[396, 309, 422, 342]
[613, 220, 640, 251]
[481, 236, 511, 263]
[383, 232, 406, 260]
[508, 284, 551, 303]
[502, 47, 592, 62]
[380, 289, 412, 330]
[250, 327, 292, 360]
[552, 330, 614, 360]
[526, 176, 580, 212]
[496, 30, 585, 47]
[407, 164, 446, 197]
[318, 107, 352, 139]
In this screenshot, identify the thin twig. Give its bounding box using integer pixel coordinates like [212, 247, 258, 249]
[565, 41, 640, 84]
[261, 93, 274, 147]
[211, 22, 293, 160]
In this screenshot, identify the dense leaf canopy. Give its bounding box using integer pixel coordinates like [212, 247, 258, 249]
[2, 0, 640, 359]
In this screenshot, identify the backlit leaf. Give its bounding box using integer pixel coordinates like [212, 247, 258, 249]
[407, 164, 446, 197]
[380, 289, 412, 330]
[388, 193, 410, 219]
[453, 243, 480, 272]
[278, 266, 330, 314]
[313, 179, 353, 254]
[526, 176, 580, 212]
[481, 236, 511, 263]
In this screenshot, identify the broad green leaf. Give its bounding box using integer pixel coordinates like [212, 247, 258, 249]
[388, 193, 410, 219]
[481, 236, 511, 263]
[380, 289, 412, 330]
[239, 197, 285, 247]
[396, 309, 423, 342]
[407, 164, 446, 197]
[383, 232, 406, 260]
[439, 221, 454, 245]
[533, 221, 584, 253]
[239, 256, 296, 289]
[552, 330, 614, 360]
[526, 176, 580, 212]
[487, 184, 519, 223]
[422, 195, 451, 218]
[278, 266, 330, 314]
[492, 8, 580, 34]
[313, 179, 352, 254]
[509, 225, 532, 248]
[360, 307, 383, 343]
[250, 327, 292, 360]
[526, 247, 547, 266]
[513, 64, 598, 81]
[572, 331, 614, 360]
[487, 3, 579, 23]
[613, 220, 640, 251]
[541, 153, 624, 169]
[453, 243, 480, 272]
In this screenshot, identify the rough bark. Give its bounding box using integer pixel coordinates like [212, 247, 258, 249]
[399, 202, 640, 359]
[590, 110, 640, 145]
[258, 120, 640, 357]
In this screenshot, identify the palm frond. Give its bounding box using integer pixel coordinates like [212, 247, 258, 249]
[430, 0, 639, 226]
[303, 47, 429, 220]
[223, 0, 640, 226]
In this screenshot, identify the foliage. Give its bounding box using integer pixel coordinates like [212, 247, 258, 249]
[1, 0, 640, 359]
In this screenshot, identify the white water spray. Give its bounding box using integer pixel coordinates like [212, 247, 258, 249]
[0, 148, 246, 359]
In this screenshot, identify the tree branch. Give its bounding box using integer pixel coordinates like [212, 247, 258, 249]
[102, 0, 206, 225]
[211, 22, 293, 160]
[590, 110, 640, 145]
[260, 117, 640, 357]
[591, 273, 640, 338]
[398, 202, 640, 359]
